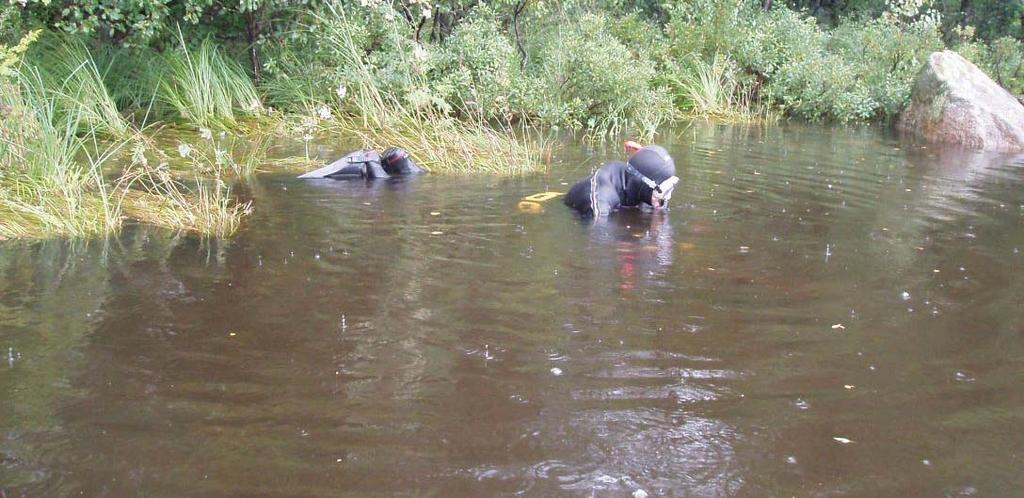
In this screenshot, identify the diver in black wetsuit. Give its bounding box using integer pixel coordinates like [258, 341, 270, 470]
[564, 144, 679, 216]
[298, 147, 425, 179]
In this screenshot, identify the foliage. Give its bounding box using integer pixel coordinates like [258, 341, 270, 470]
[664, 54, 772, 120]
[302, 3, 544, 174]
[27, 34, 132, 137]
[524, 9, 674, 134]
[159, 34, 264, 128]
[0, 66, 126, 239]
[664, 0, 944, 122]
[430, 8, 520, 121]
[1, 30, 40, 76]
[953, 33, 1024, 95]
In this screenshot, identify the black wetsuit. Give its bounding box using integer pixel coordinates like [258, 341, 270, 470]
[564, 145, 676, 216]
[298, 147, 424, 179]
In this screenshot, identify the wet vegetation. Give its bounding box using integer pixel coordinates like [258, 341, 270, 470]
[2, 0, 1023, 239]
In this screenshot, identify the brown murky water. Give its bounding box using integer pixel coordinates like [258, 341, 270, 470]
[3, 122, 1024, 497]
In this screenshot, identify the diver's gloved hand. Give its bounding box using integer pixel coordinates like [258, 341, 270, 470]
[381, 147, 425, 175]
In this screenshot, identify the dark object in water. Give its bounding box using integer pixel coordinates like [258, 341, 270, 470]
[564, 144, 678, 216]
[381, 147, 425, 175]
[298, 147, 424, 179]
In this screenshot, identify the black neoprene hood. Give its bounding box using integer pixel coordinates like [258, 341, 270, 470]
[628, 145, 676, 183]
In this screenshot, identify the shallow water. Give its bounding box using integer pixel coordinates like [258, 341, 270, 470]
[2, 122, 1024, 497]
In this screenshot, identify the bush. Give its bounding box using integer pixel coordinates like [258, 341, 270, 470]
[430, 9, 521, 121]
[525, 10, 674, 134]
[829, 17, 942, 118]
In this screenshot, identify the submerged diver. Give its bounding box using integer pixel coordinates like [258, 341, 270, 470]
[298, 147, 425, 179]
[564, 144, 679, 216]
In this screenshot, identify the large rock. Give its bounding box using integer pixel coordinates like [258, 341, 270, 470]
[898, 50, 1024, 151]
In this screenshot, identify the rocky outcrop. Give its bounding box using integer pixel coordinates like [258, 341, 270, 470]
[898, 50, 1024, 151]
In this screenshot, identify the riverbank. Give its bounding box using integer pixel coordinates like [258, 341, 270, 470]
[2, 0, 1022, 240]
[0, 32, 545, 240]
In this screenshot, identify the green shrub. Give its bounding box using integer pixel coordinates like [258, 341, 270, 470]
[525, 10, 673, 134]
[665, 0, 753, 60]
[829, 17, 942, 118]
[430, 9, 520, 122]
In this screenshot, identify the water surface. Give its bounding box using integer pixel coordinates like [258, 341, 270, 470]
[3, 123, 1024, 496]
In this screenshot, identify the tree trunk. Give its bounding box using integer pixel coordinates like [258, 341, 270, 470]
[246, 9, 263, 82]
[762, 0, 772, 11]
[1019, 10, 1023, 41]
[959, 0, 971, 27]
[513, 0, 530, 70]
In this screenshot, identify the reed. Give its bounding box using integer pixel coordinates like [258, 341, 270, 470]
[0, 67, 126, 239]
[159, 30, 263, 129]
[667, 55, 776, 122]
[29, 35, 131, 138]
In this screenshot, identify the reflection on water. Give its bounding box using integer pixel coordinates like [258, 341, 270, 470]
[3, 122, 1024, 496]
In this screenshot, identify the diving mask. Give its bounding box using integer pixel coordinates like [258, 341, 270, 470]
[651, 176, 679, 208]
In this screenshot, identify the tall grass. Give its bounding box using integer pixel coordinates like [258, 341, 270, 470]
[159, 31, 263, 128]
[666, 55, 775, 122]
[29, 35, 131, 138]
[315, 5, 544, 174]
[0, 67, 126, 239]
[1, 60, 254, 240]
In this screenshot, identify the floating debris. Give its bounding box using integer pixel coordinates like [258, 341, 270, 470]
[833, 436, 854, 444]
[633, 490, 649, 498]
[430, 211, 441, 216]
[901, 291, 911, 300]
[954, 371, 976, 383]
[550, 367, 563, 376]
[430, 231, 444, 235]
[831, 323, 845, 330]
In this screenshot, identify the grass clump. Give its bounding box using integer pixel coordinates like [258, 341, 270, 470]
[302, 4, 544, 174]
[1, 63, 127, 239]
[664, 54, 774, 122]
[1, 34, 255, 241]
[122, 170, 252, 238]
[159, 33, 264, 129]
[28, 34, 131, 138]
